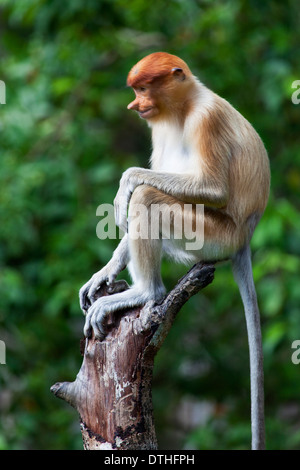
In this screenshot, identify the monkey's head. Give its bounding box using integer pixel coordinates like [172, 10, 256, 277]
[126, 52, 195, 121]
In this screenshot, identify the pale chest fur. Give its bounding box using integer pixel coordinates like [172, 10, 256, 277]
[150, 122, 197, 174]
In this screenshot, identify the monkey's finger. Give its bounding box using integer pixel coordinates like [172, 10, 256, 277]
[119, 217, 128, 233]
[114, 205, 127, 232]
[83, 313, 93, 338]
[114, 210, 121, 228]
[114, 198, 120, 224]
[91, 311, 106, 341]
[88, 279, 106, 303]
[114, 194, 128, 228]
[79, 284, 92, 313]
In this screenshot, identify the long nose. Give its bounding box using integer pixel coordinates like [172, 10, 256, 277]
[127, 98, 139, 111]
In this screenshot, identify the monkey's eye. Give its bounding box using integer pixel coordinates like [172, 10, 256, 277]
[138, 87, 147, 93]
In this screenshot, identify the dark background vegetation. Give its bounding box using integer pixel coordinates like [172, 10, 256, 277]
[0, 0, 299, 450]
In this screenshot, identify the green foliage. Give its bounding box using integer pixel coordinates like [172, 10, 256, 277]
[0, 0, 299, 449]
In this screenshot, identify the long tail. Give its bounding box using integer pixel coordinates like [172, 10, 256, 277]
[232, 244, 265, 450]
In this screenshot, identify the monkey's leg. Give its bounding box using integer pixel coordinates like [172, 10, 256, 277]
[84, 187, 166, 339]
[232, 245, 265, 450]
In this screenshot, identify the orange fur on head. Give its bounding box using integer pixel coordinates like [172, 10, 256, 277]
[127, 52, 192, 88]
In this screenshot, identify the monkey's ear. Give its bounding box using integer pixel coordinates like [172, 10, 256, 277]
[171, 67, 186, 81]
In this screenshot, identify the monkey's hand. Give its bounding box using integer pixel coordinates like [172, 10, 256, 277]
[114, 168, 140, 231]
[79, 262, 119, 314]
[114, 192, 129, 233]
[80, 236, 129, 314]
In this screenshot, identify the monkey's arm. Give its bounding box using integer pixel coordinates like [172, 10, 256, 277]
[79, 234, 129, 312]
[114, 167, 229, 231]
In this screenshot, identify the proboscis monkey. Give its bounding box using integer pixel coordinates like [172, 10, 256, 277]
[79, 52, 270, 450]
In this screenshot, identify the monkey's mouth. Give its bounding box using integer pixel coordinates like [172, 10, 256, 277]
[138, 108, 155, 119]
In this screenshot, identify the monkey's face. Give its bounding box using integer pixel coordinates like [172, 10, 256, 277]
[126, 53, 194, 121]
[127, 86, 161, 120]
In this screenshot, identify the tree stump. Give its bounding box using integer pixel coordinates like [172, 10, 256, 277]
[51, 262, 215, 450]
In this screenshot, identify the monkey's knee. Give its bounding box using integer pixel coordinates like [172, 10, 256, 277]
[129, 184, 181, 219]
[129, 184, 157, 208]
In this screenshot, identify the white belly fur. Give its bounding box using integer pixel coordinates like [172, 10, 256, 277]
[151, 122, 196, 174]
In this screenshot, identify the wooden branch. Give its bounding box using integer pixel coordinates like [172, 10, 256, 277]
[51, 262, 215, 450]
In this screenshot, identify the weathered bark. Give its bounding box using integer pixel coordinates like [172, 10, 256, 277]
[51, 262, 215, 450]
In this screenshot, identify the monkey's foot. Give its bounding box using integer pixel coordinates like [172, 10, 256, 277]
[83, 287, 165, 340]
